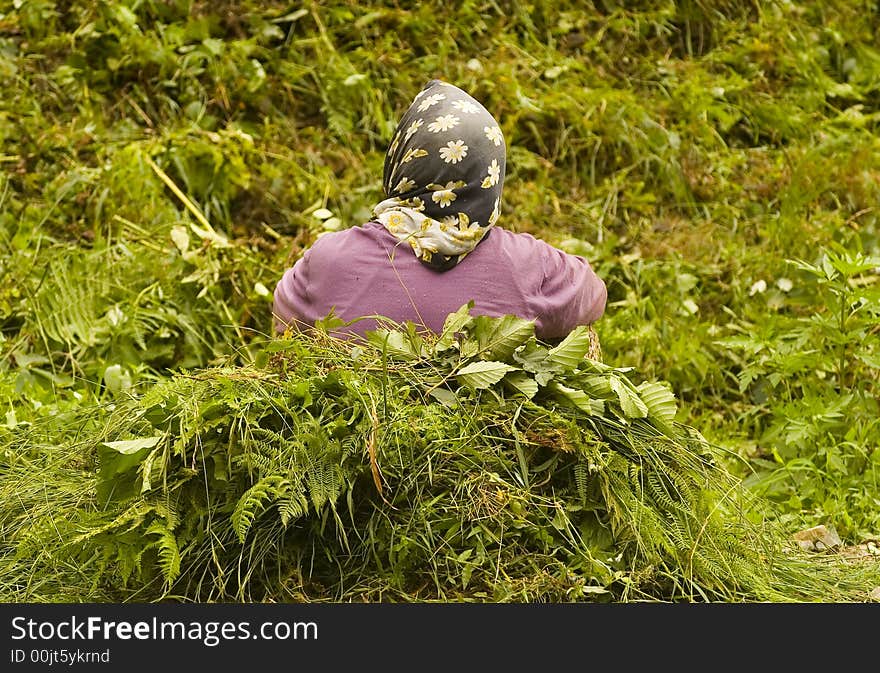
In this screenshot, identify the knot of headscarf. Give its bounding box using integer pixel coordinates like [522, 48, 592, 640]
[373, 79, 506, 271]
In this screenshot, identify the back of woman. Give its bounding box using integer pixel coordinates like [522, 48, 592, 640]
[273, 80, 607, 339]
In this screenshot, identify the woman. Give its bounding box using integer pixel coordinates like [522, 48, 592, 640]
[273, 79, 607, 340]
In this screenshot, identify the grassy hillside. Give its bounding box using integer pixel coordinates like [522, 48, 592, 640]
[1, 0, 878, 601]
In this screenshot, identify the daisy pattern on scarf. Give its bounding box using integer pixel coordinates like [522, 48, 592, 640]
[484, 125, 503, 146]
[416, 92, 446, 112]
[427, 180, 466, 208]
[404, 119, 423, 140]
[489, 197, 501, 225]
[375, 80, 506, 269]
[481, 158, 501, 188]
[386, 212, 404, 231]
[402, 196, 425, 211]
[439, 140, 468, 164]
[439, 215, 458, 231]
[394, 176, 416, 194]
[387, 131, 401, 157]
[401, 147, 429, 163]
[427, 114, 460, 133]
[451, 99, 479, 114]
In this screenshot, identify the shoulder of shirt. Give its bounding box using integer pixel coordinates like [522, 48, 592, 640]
[307, 221, 387, 251]
[489, 227, 587, 264]
[488, 226, 549, 248]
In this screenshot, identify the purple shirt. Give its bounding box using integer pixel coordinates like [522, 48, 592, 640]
[273, 221, 607, 340]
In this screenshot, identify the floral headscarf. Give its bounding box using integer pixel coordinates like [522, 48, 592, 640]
[372, 79, 506, 271]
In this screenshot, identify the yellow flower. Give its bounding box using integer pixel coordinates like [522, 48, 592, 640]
[451, 99, 479, 114]
[400, 196, 425, 211]
[416, 93, 446, 112]
[394, 176, 416, 193]
[481, 159, 501, 188]
[427, 114, 460, 133]
[387, 131, 401, 156]
[439, 140, 468, 164]
[427, 181, 465, 208]
[489, 197, 501, 225]
[404, 119, 423, 141]
[431, 189, 457, 208]
[484, 125, 503, 146]
[401, 147, 429, 163]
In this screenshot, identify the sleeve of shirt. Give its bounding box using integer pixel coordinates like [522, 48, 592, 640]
[530, 240, 607, 340]
[272, 252, 312, 334]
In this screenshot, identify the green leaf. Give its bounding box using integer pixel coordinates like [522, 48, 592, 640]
[455, 361, 518, 390]
[610, 378, 649, 418]
[366, 329, 420, 359]
[547, 326, 593, 370]
[504, 371, 539, 399]
[101, 435, 164, 454]
[428, 387, 459, 407]
[473, 314, 535, 360]
[436, 302, 475, 351]
[549, 382, 604, 415]
[581, 375, 613, 398]
[513, 342, 552, 373]
[637, 381, 678, 425]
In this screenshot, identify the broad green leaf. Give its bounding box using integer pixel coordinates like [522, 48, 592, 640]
[547, 326, 593, 370]
[549, 382, 604, 415]
[610, 378, 648, 418]
[456, 361, 517, 390]
[366, 329, 420, 359]
[535, 370, 555, 386]
[504, 371, 539, 399]
[637, 381, 678, 424]
[513, 342, 552, 373]
[436, 302, 475, 351]
[428, 387, 458, 407]
[581, 375, 613, 397]
[473, 314, 535, 360]
[102, 435, 164, 454]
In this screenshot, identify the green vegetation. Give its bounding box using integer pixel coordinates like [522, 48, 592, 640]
[1, 0, 878, 602]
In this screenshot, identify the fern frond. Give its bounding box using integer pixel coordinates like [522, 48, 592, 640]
[146, 521, 181, 585]
[231, 476, 290, 543]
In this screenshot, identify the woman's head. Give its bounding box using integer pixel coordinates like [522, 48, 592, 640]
[373, 80, 506, 270]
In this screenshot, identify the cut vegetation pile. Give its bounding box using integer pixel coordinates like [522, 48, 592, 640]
[3, 307, 876, 603]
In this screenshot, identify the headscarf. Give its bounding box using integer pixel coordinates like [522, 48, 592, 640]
[372, 79, 506, 271]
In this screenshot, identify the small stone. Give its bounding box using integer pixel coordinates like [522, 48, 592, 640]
[792, 524, 842, 551]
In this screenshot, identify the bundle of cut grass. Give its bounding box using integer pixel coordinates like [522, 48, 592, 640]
[2, 305, 877, 602]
